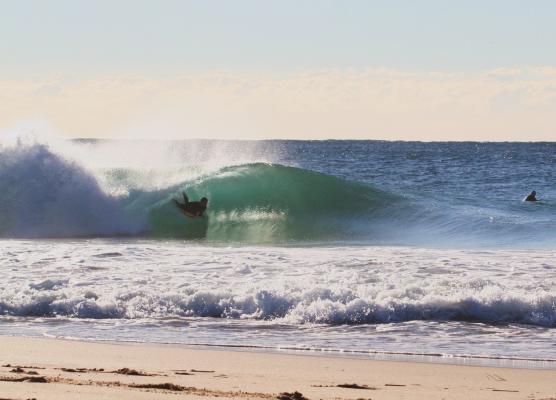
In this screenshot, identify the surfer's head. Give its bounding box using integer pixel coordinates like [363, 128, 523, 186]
[531, 191, 536, 196]
[200, 197, 208, 206]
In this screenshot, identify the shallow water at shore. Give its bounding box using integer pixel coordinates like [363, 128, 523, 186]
[1, 239, 554, 367]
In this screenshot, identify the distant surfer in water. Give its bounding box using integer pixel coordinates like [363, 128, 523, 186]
[524, 191, 537, 202]
[173, 192, 208, 217]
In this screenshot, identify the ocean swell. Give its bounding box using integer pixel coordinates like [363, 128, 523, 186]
[1, 140, 554, 246]
[0, 143, 399, 242]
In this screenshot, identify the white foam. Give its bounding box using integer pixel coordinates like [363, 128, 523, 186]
[0, 133, 280, 237]
[0, 143, 143, 237]
[1, 241, 555, 360]
[1, 243, 554, 327]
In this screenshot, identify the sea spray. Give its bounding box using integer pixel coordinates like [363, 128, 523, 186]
[0, 141, 401, 241]
[1, 139, 556, 363]
[1, 138, 555, 245]
[0, 143, 142, 237]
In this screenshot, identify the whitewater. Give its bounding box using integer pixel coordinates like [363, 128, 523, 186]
[0, 138, 555, 367]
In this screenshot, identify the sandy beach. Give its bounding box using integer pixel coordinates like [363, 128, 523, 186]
[0, 336, 554, 400]
[3, 1, 556, 398]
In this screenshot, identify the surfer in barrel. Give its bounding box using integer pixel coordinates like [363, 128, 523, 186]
[173, 192, 208, 217]
[524, 190, 538, 202]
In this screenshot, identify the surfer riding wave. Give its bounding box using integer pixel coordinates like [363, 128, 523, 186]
[173, 192, 208, 217]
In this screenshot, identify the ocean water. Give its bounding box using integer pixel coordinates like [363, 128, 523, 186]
[1, 138, 555, 367]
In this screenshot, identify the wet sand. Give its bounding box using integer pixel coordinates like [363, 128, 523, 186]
[0, 336, 554, 399]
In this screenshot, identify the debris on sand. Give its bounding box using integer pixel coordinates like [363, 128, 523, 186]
[277, 391, 308, 400]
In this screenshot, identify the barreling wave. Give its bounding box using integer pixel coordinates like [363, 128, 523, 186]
[0, 143, 400, 242]
[142, 163, 400, 241]
[3, 142, 552, 245]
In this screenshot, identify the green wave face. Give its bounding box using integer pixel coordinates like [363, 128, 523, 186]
[141, 163, 396, 242]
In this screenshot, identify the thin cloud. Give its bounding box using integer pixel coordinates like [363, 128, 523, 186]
[1, 67, 555, 141]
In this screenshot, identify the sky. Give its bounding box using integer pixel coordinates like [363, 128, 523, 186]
[1, 0, 555, 141]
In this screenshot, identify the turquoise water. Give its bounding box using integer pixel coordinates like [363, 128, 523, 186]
[0, 139, 554, 366]
[1, 140, 555, 247]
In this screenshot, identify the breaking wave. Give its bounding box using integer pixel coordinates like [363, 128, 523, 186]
[1, 140, 554, 245]
[0, 143, 400, 242]
[1, 282, 554, 327]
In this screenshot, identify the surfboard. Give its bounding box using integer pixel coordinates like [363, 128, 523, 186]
[177, 208, 199, 218]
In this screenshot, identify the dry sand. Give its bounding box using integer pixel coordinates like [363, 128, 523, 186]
[0, 336, 554, 399]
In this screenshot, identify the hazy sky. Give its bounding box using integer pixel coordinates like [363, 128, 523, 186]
[1, 0, 555, 140]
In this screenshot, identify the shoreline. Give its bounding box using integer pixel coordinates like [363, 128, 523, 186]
[18, 334, 556, 370]
[1, 336, 555, 399]
[2, 237, 556, 251]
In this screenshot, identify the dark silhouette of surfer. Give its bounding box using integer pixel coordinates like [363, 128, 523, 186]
[173, 192, 208, 217]
[525, 191, 537, 202]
